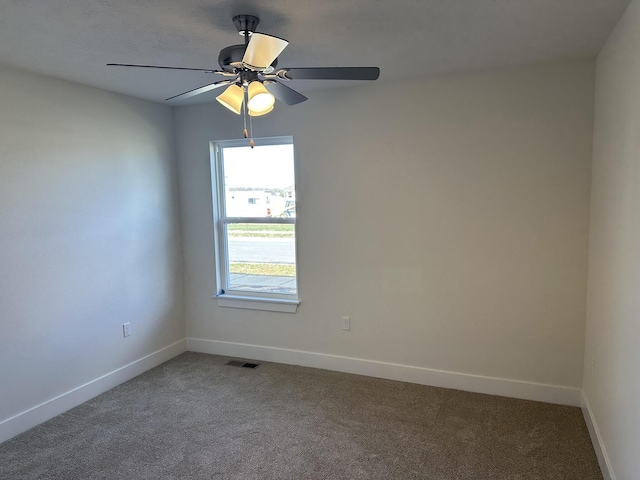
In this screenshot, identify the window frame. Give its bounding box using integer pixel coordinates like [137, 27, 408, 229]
[210, 136, 299, 313]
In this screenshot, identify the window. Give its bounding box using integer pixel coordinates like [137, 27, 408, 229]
[211, 136, 298, 313]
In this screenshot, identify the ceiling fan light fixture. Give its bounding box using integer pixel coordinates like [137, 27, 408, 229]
[216, 84, 244, 114]
[247, 81, 275, 113]
[248, 105, 274, 117]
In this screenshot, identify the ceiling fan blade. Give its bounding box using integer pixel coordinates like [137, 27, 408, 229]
[107, 63, 230, 74]
[165, 79, 238, 101]
[264, 80, 308, 106]
[277, 67, 380, 81]
[242, 33, 288, 70]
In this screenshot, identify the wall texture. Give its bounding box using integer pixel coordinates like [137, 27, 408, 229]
[583, 0, 640, 477]
[175, 60, 594, 396]
[0, 65, 185, 438]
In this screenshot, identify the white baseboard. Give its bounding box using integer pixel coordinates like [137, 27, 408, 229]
[0, 339, 186, 444]
[186, 338, 581, 406]
[581, 391, 615, 480]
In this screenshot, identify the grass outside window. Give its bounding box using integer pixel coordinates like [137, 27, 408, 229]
[229, 263, 296, 277]
[228, 224, 294, 238]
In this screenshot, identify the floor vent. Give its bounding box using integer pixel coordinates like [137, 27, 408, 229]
[226, 360, 261, 369]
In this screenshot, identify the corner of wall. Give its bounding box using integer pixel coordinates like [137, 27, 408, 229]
[0, 339, 187, 444]
[581, 390, 616, 480]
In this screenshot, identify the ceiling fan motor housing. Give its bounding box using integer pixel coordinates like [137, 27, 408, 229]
[218, 44, 278, 72]
[218, 44, 246, 71]
[220, 15, 280, 73]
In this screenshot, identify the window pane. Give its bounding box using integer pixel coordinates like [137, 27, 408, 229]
[223, 144, 295, 218]
[226, 223, 297, 295]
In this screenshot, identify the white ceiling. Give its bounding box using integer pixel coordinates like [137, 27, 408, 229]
[0, 0, 631, 105]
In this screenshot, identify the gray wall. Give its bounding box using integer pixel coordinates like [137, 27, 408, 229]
[175, 60, 594, 390]
[584, 0, 640, 477]
[0, 54, 601, 445]
[0, 66, 185, 428]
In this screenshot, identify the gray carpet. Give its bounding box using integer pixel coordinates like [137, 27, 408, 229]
[0, 352, 602, 479]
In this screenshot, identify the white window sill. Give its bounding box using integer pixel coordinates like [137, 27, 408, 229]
[214, 294, 299, 313]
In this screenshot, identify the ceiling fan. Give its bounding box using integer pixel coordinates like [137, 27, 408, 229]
[108, 14, 380, 117]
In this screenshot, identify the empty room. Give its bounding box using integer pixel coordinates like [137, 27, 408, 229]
[1, 1, 639, 478]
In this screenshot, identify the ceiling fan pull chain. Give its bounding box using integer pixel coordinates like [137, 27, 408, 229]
[243, 86, 248, 139]
[249, 115, 255, 149]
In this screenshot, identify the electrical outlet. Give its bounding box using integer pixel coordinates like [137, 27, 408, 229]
[590, 356, 596, 374]
[123, 323, 131, 337]
[342, 316, 350, 331]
